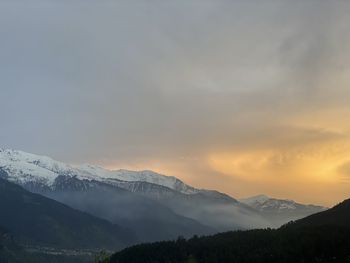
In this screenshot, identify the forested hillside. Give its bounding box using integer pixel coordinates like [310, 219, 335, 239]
[107, 199, 350, 263]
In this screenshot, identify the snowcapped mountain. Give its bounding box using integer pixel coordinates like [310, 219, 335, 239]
[0, 148, 240, 208]
[0, 148, 272, 231]
[0, 149, 216, 241]
[240, 195, 327, 227]
[80, 164, 200, 194]
[0, 148, 325, 232]
[0, 148, 198, 194]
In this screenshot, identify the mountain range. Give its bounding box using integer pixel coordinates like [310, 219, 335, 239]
[0, 148, 328, 260]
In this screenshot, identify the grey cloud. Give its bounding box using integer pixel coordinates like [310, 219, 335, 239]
[0, 0, 350, 165]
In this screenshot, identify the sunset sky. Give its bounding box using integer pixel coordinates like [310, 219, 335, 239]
[1, 1, 350, 206]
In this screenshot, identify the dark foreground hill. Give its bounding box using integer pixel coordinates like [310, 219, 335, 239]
[0, 178, 135, 250]
[107, 199, 350, 263]
[290, 198, 350, 228]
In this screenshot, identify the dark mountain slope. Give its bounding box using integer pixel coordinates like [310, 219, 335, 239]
[0, 178, 135, 250]
[290, 198, 350, 228]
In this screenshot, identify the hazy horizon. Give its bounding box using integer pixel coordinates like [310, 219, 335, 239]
[2, 1, 350, 206]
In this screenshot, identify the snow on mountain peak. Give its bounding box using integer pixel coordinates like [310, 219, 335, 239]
[240, 195, 270, 205]
[0, 149, 60, 186]
[0, 148, 199, 194]
[77, 165, 199, 194]
[240, 195, 299, 210]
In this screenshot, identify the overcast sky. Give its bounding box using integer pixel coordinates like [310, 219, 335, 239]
[1, 0, 350, 206]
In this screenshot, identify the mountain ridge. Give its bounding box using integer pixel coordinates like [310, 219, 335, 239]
[0, 148, 326, 232]
[0, 149, 272, 231]
[0, 148, 199, 194]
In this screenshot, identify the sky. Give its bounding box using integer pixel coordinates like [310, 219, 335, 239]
[1, 0, 350, 206]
